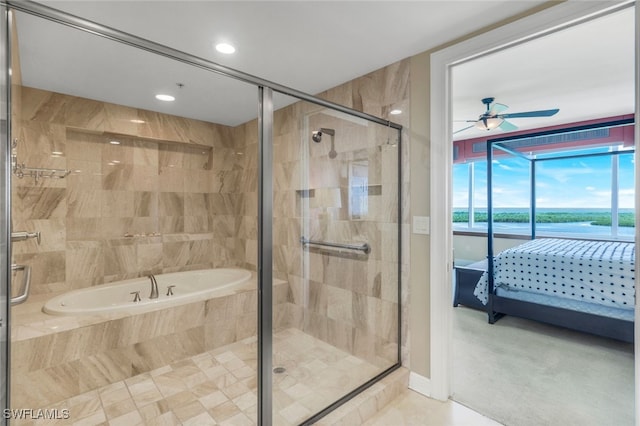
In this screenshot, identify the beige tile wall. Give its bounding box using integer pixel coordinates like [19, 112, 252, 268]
[310, 60, 409, 368]
[234, 60, 411, 368]
[11, 86, 246, 296]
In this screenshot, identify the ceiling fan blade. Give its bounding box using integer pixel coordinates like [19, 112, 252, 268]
[499, 120, 518, 132]
[489, 103, 508, 115]
[500, 108, 559, 119]
[453, 124, 475, 135]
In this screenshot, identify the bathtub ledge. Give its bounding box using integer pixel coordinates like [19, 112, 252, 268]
[11, 273, 284, 342]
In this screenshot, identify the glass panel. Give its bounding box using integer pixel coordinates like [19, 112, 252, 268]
[490, 147, 531, 235]
[10, 11, 259, 423]
[535, 154, 614, 239]
[617, 152, 635, 239]
[271, 93, 400, 424]
[473, 160, 488, 227]
[452, 162, 470, 229]
[483, 138, 635, 241]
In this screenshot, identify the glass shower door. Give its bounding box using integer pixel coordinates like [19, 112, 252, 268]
[270, 94, 401, 424]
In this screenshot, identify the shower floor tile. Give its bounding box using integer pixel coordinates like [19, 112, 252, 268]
[15, 328, 385, 425]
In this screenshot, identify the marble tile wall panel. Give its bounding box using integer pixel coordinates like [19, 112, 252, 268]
[20, 86, 226, 147]
[20, 88, 106, 132]
[13, 186, 67, 219]
[14, 121, 67, 176]
[11, 82, 22, 134]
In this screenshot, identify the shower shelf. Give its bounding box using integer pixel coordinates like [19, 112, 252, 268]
[11, 139, 71, 183]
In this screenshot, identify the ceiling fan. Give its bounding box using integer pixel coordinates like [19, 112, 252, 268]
[454, 97, 559, 135]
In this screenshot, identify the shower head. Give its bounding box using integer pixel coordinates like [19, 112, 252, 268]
[311, 127, 336, 143]
[319, 128, 335, 136]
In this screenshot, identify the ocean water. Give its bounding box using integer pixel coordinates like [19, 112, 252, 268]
[453, 207, 635, 238]
[453, 207, 635, 214]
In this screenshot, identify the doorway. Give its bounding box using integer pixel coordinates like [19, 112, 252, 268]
[430, 0, 639, 423]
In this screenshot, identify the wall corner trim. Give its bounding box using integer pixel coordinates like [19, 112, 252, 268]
[408, 372, 431, 397]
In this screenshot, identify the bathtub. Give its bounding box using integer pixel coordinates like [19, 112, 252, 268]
[43, 268, 253, 316]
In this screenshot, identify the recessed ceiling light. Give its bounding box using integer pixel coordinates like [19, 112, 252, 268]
[215, 43, 236, 54]
[155, 94, 175, 102]
[390, 109, 402, 115]
[51, 151, 63, 155]
[130, 119, 145, 124]
[109, 140, 121, 145]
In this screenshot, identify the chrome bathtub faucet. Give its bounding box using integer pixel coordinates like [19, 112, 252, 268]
[148, 274, 159, 299]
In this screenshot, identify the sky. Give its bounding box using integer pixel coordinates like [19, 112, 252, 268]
[453, 148, 635, 210]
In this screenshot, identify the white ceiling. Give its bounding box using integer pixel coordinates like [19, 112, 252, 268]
[14, 1, 635, 133]
[452, 5, 635, 140]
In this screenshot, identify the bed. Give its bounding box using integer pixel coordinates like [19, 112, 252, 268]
[461, 238, 635, 342]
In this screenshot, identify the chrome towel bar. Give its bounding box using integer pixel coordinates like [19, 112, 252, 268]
[300, 237, 371, 254]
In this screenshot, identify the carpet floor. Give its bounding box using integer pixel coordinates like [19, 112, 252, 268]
[452, 306, 634, 426]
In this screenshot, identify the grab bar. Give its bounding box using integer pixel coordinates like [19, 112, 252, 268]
[300, 237, 371, 254]
[10, 264, 31, 306]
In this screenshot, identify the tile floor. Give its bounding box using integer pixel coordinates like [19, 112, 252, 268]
[12, 326, 500, 426]
[14, 328, 386, 426]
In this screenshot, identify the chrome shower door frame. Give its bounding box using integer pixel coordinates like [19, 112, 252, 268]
[0, 3, 10, 424]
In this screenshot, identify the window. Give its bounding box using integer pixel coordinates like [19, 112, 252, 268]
[453, 125, 635, 240]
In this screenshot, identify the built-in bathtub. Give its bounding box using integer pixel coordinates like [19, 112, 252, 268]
[12, 268, 291, 410]
[42, 268, 253, 316]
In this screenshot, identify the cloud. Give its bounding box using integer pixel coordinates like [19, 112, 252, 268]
[536, 165, 596, 184]
[618, 188, 635, 209]
[454, 153, 635, 210]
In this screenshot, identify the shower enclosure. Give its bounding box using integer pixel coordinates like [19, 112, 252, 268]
[0, 2, 402, 425]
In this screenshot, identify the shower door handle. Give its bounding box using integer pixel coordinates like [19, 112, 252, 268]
[10, 264, 31, 306]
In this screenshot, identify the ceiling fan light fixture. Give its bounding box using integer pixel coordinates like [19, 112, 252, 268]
[475, 117, 504, 131]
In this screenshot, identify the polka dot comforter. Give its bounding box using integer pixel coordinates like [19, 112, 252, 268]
[473, 238, 635, 309]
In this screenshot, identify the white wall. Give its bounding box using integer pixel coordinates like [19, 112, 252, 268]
[453, 234, 528, 264]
